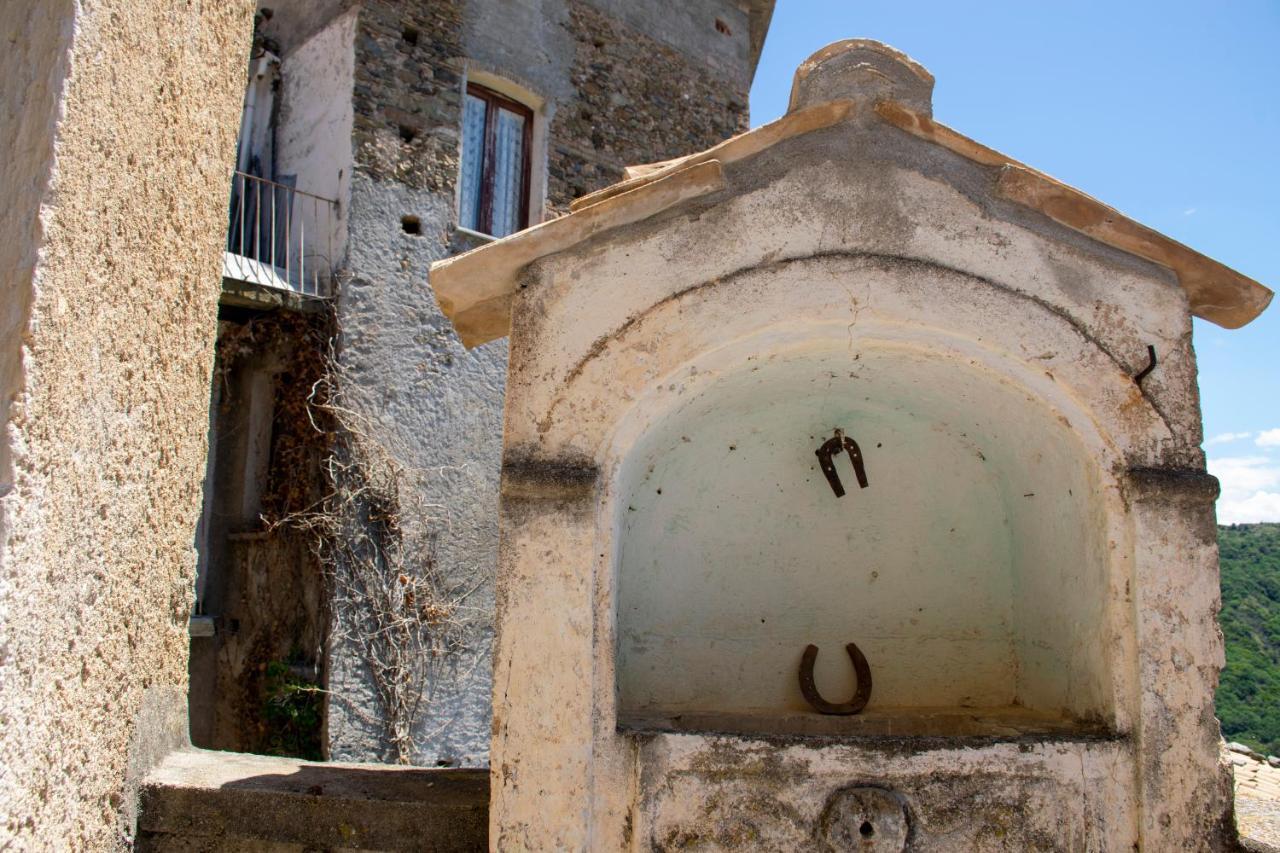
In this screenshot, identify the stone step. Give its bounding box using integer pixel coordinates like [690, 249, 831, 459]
[136, 749, 488, 852]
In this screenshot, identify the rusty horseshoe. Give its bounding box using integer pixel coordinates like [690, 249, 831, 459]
[799, 642, 873, 715]
[815, 429, 869, 498]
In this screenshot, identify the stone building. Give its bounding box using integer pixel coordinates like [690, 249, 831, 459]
[431, 40, 1272, 849]
[189, 0, 776, 768]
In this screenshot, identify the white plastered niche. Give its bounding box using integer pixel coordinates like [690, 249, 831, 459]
[611, 335, 1117, 735]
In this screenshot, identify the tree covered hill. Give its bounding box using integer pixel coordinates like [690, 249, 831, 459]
[1216, 523, 1280, 756]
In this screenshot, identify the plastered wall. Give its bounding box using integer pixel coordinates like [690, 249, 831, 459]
[615, 346, 1112, 724]
[0, 1, 255, 846]
[274, 8, 357, 274]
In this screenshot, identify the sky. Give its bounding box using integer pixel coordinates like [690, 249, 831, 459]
[748, 0, 1280, 524]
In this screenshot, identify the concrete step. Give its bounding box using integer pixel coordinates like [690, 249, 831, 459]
[137, 749, 487, 852]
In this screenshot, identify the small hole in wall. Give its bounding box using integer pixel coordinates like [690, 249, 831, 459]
[401, 216, 421, 235]
[859, 821, 874, 838]
[399, 124, 417, 143]
[402, 26, 419, 46]
[715, 18, 732, 35]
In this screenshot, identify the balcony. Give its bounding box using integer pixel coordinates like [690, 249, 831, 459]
[223, 171, 337, 306]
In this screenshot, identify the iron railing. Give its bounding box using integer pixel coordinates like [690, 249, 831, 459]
[224, 171, 337, 298]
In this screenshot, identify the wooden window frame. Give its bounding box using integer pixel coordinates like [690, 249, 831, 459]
[465, 82, 533, 236]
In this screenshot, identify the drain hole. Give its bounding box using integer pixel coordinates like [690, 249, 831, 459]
[859, 820, 874, 837]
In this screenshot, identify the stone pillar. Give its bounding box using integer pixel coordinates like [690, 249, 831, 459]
[1127, 468, 1236, 848]
[489, 459, 600, 850]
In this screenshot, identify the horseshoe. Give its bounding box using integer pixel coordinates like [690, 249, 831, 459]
[799, 642, 873, 715]
[815, 429, 869, 498]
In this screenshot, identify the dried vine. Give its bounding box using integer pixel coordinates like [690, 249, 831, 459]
[282, 341, 482, 764]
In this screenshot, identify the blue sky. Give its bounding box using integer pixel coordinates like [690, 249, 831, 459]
[748, 0, 1279, 523]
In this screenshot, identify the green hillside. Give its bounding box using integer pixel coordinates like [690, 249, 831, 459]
[1216, 523, 1280, 756]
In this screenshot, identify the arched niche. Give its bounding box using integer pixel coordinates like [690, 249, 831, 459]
[612, 340, 1118, 738]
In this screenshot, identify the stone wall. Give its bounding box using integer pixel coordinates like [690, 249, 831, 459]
[0, 0, 255, 847]
[326, 0, 485, 766]
[323, 0, 762, 766]
[352, 0, 466, 194]
[548, 0, 750, 211]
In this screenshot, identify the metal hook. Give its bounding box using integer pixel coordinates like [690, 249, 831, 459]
[1134, 344, 1157, 387]
[798, 641, 873, 715]
[815, 428, 869, 498]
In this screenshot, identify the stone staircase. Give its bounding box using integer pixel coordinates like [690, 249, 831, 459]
[136, 750, 487, 852]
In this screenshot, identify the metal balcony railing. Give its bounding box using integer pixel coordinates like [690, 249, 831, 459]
[224, 171, 337, 299]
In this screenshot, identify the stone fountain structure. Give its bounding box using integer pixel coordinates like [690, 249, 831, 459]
[430, 39, 1271, 851]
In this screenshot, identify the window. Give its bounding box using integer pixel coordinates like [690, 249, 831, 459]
[459, 83, 533, 238]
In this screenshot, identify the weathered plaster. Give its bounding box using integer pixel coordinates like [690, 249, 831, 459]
[636, 734, 1136, 850]
[614, 342, 1114, 723]
[257, 0, 355, 57]
[328, 173, 506, 767]
[0, 0, 255, 847]
[274, 7, 357, 266]
[0, 0, 72, 503]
